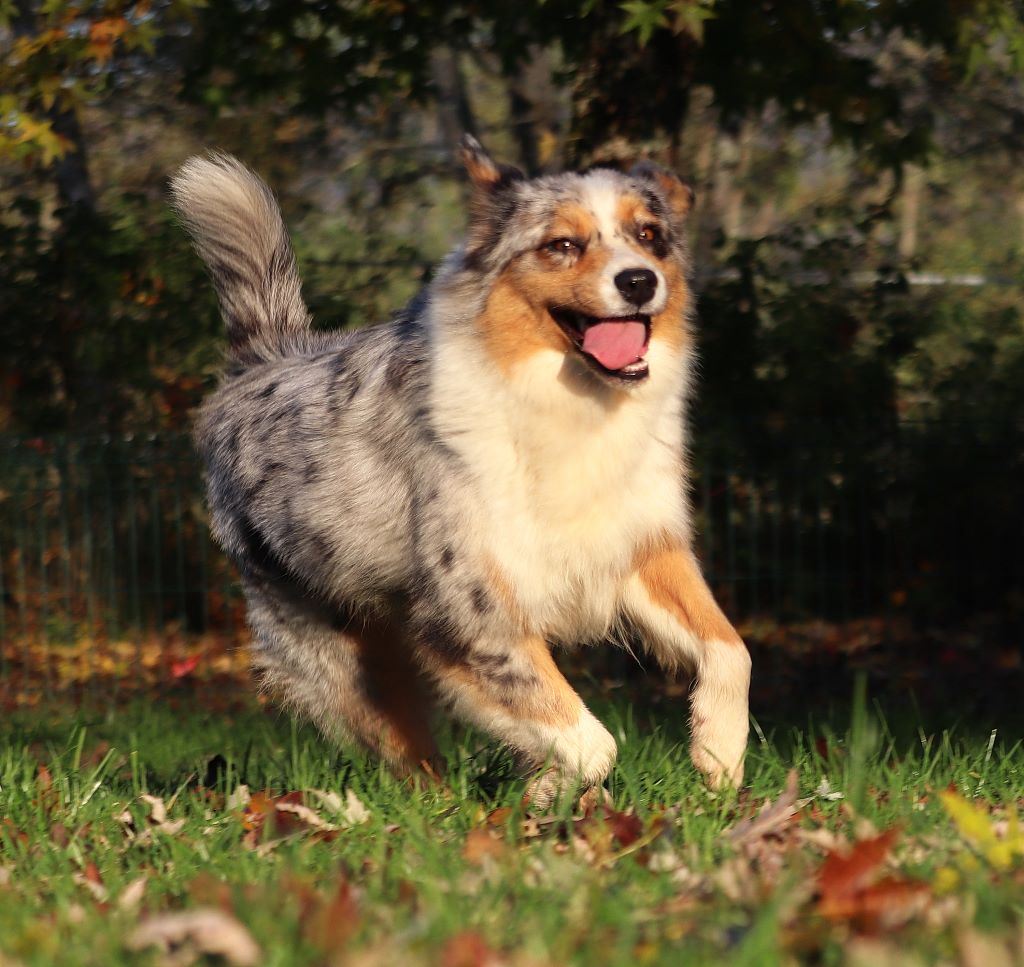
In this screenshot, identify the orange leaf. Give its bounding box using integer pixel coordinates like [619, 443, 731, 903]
[819, 828, 901, 918]
[601, 806, 644, 849]
[170, 655, 200, 679]
[440, 931, 500, 967]
[462, 828, 506, 865]
[303, 879, 359, 953]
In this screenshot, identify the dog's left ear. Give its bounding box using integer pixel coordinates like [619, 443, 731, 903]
[631, 161, 695, 223]
[460, 135, 524, 194]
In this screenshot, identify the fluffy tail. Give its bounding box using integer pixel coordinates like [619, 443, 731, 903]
[170, 153, 311, 368]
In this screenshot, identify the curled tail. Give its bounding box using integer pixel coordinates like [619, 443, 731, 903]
[170, 153, 311, 368]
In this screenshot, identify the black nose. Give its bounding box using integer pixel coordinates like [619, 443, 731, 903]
[614, 268, 657, 307]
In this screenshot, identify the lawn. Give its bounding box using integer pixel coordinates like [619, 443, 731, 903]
[0, 678, 1022, 967]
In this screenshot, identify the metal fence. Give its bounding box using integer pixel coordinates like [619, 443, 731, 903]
[0, 427, 1019, 700]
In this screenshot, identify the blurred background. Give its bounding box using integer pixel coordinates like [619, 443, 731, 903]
[1, 0, 1023, 717]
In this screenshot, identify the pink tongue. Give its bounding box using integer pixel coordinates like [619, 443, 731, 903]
[581, 321, 648, 370]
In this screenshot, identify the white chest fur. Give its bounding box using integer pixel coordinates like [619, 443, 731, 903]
[431, 337, 691, 643]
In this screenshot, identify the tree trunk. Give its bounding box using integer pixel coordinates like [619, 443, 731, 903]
[431, 46, 477, 159]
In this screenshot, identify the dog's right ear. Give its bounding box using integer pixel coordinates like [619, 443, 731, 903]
[460, 135, 524, 194]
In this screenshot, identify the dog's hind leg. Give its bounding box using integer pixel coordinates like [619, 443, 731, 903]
[245, 582, 439, 774]
[414, 628, 617, 809]
[619, 536, 751, 790]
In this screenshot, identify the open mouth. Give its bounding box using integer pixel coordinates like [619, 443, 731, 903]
[549, 308, 651, 382]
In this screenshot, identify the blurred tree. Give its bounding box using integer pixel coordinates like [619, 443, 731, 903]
[179, 0, 1023, 171]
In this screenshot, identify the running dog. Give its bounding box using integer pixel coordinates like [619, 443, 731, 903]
[170, 138, 750, 806]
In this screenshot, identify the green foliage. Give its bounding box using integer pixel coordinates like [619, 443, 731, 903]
[0, 193, 221, 433]
[0, 1, 202, 167]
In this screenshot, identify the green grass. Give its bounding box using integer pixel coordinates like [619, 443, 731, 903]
[0, 686, 1022, 966]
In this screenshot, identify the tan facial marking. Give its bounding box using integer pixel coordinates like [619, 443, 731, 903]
[615, 196, 657, 238]
[635, 535, 742, 645]
[477, 245, 613, 375]
[649, 260, 690, 351]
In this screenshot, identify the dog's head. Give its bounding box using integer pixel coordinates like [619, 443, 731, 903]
[452, 136, 694, 390]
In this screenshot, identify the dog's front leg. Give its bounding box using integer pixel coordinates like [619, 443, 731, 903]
[620, 538, 751, 789]
[414, 629, 617, 810]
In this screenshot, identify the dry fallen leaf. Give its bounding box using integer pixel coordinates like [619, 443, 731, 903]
[817, 827, 928, 929]
[957, 928, 1017, 967]
[439, 930, 504, 967]
[226, 784, 251, 811]
[73, 861, 107, 903]
[275, 800, 337, 832]
[462, 828, 508, 865]
[139, 794, 186, 836]
[818, 828, 899, 912]
[310, 789, 371, 828]
[126, 908, 261, 966]
[727, 769, 800, 847]
[117, 875, 148, 912]
[302, 879, 360, 953]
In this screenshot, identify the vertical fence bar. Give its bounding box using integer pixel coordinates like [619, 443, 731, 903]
[793, 476, 803, 615]
[148, 437, 164, 691]
[771, 469, 783, 619]
[127, 449, 142, 688]
[173, 451, 188, 634]
[80, 448, 99, 703]
[748, 464, 759, 618]
[57, 439, 75, 695]
[701, 459, 715, 585]
[816, 475, 827, 618]
[838, 465, 851, 622]
[725, 462, 738, 616]
[36, 468, 53, 697]
[103, 445, 122, 703]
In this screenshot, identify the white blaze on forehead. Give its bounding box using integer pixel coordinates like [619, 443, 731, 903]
[580, 169, 627, 240]
[580, 169, 667, 315]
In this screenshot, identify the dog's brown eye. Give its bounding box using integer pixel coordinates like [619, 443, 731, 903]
[637, 224, 662, 246]
[545, 238, 582, 256]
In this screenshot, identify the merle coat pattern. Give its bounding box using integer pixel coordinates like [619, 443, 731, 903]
[171, 139, 751, 806]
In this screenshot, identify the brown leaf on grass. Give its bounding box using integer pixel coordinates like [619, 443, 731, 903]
[956, 928, 1017, 967]
[0, 819, 28, 849]
[462, 828, 508, 866]
[139, 794, 186, 836]
[727, 769, 800, 847]
[845, 938, 928, 967]
[117, 875, 148, 912]
[73, 861, 107, 903]
[597, 806, 644, 849]
[302, 879, 360, 954]
[126, 908, 261, 966]
[818, 828, 898, 909]
[35, 764, 58, 815]
[274, 800, 338, 832]
[440, 931, 504, 967]
[817, 828, 928, 929]
[485, 806, 513, 828]
[241, 790, 353, 853]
